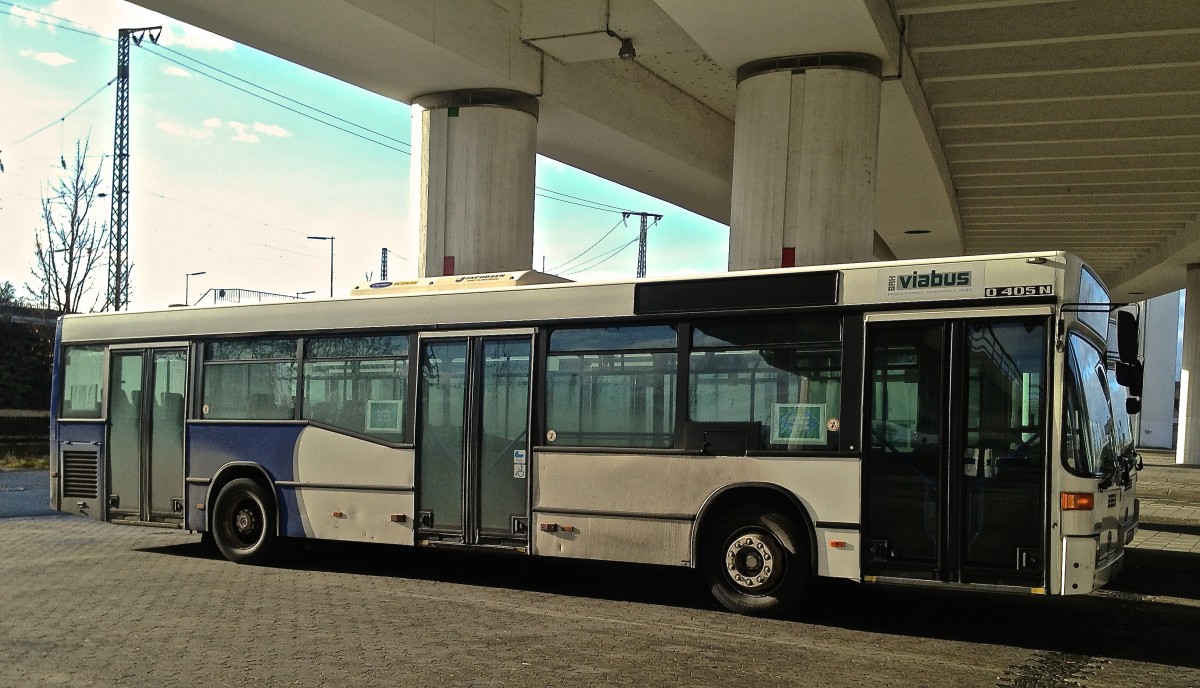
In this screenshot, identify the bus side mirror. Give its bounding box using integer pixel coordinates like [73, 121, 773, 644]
[1115, 360, 1143, 396]
[1126, 397, 1142, 415]
[1117, 310, 1139, 365]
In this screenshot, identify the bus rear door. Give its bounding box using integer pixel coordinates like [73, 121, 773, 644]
[107, 347, 188, 526]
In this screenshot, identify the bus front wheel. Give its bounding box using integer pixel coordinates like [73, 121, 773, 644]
[703, 506, 809, 617]
[211, 478, 276, 565]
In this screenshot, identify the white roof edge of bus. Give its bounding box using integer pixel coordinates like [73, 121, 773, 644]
[59, 250, 1073, 323]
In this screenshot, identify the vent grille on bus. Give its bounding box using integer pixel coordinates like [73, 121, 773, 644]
[61, 451, 99, 499]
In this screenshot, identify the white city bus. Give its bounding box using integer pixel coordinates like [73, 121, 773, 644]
[50, 252, 1141, 616]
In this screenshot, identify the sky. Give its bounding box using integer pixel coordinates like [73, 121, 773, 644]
[0, 0, 730, 311]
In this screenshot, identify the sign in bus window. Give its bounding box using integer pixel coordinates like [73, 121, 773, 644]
[366, 400, 404, 433]
[771, 403, 828, 445]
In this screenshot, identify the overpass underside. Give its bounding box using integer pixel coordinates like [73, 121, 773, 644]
[133, 0, 1200, 462]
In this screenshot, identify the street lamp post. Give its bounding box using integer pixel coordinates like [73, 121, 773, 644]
[308, 236, 335, 297]
[185, 271, 206, 306]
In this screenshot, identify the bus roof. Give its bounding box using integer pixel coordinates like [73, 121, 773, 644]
[59, 251, 1081, 344]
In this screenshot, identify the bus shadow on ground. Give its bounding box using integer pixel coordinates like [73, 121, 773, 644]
[140, 537, 1200, 670]
[141, 536, 717, 610]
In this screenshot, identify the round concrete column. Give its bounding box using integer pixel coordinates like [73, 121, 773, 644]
[729, 54, 882, 271]
[413, 89, 538, 277]
[1178, 264, 1200, 465]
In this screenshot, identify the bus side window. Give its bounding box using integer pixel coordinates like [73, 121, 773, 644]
[61, 346, 104, 418]
[545, 325, 677, 449]
[689, 317, 842, 451]
[202, 339, 297, 420]
[302, 335, 409, 442]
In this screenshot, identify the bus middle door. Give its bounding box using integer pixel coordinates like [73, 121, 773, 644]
[415, 332, 533, 549]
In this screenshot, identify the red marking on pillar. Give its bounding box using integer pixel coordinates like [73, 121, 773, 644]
[443, 256, 456, 276]
[781, 247, 796, 268]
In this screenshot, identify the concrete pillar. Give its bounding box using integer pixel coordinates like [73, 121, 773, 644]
[729, 54, 882, 271]
[1179, 265, 1200, 464]
[413, 89, 538, 277]
[1138, 291, 1180, 450]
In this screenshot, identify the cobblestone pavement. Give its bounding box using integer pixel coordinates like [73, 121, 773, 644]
[0, 469, 57, 519]
[0, 512, 1199, 687]
[4, 464, 1200, 687]
[1127, 450, 1200, 555]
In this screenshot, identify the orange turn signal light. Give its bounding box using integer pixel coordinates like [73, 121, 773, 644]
[829, 540, 848, 549]
[1060, 492, 1094, 511]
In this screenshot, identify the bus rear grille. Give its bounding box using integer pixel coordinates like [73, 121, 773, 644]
[62, 451, 99, 499]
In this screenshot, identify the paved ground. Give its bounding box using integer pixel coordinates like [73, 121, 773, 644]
[1128, 450, 1200, 554]
[3, 460, 1200, 687]
[0, 469, 57, 519]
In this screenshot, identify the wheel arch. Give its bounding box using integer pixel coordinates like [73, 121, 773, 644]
[692, 482, 817, 573]
[206, 462, 278, 534]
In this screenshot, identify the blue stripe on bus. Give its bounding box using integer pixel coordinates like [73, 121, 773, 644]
[187, 423, 306, 537]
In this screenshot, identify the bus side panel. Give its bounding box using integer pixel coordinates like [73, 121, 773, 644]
[814, 527, 860, 579]
[187, 423, 303, 534]
[534, 513, 692, 566]
[54, 421, 106, 520]
[284, 428, 415, 545]
[532, 451, 861, 577]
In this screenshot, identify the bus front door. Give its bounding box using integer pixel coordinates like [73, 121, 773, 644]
[416, 335, 533, 548]
[107, 348, 187, 526]
[863, 317, 1048, 589]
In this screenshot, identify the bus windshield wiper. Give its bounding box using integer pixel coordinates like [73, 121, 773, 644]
[1119, 449, 1142, 487]
[1101, 449, 1140, 490]
[1098, 457, 1124, 491]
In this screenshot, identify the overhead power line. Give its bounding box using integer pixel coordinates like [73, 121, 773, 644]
[5, 0, 652, 268]
[136, 44, 412, 155]
[0, 78, 116, 157]
[0, 0, 115, 42]
[152, 42, 410, 149]
[5, 0, 633, 217]
[562, 238, 639, 276]
[549, 216, 629, 273]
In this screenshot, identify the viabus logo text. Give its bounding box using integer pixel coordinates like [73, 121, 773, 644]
[888, 269, 972, 292]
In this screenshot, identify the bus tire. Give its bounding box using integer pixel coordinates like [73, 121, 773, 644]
[702, 505, 809, 617]
[211, 478, 276, 565]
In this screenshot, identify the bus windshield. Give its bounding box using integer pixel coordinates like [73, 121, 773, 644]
[1063, 333, 1118, 475]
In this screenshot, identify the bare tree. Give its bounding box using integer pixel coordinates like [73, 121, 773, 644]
[26, 138, 111, 313]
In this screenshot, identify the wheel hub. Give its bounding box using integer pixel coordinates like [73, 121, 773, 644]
[725, 533, 778, 591]
[234, 507, 257, 536]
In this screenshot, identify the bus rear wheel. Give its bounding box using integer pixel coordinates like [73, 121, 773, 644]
[211, 478, 276, 565]
[703, 506, 809, 617]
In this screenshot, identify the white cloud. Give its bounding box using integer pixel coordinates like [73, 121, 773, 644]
[202, 117, 222, 129]
[227, 121, 260, 144]
[18, 48, 74, 66]
[157, 120, 213, 139]
[9, 5, 58, 27]
[163, 65, 191, 78]
[253, 122, 292, 138]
